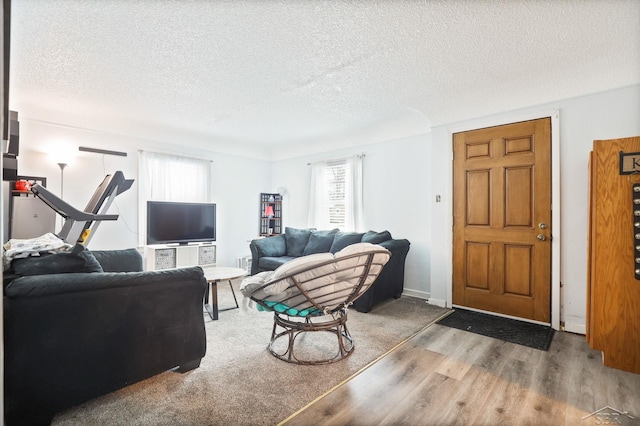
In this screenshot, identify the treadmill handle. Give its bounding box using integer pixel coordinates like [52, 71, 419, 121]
[30, 184, 119, 221]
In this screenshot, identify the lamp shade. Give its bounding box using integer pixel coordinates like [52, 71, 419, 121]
[48, 142, 76, 166]
[264, 205, 275, 217]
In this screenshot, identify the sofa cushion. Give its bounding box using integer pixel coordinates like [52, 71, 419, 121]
[256, 234, 287, 257]
[330, 231, 364, 253]
[361, 230, 392, 244]
[259, 256, 296, 271]
[302, 228, 339, 256]
[285, 227, 315, 257]
[11, 244, 104, 276]
[90, 248, 143, 272]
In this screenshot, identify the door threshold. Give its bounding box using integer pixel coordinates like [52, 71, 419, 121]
[451, 304, 551, 327]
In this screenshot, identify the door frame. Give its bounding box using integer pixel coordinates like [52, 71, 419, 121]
[447, 109, 561, 330]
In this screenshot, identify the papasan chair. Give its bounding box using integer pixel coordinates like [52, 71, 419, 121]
[240, 243, 391, 365]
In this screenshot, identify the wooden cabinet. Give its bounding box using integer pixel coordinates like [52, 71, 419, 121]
[587, 136, 640, 374]
[259, 193, 282, 236]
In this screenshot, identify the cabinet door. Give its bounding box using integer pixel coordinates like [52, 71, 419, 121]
[588, 136, 640, 374]
[11, 196, 56, 239]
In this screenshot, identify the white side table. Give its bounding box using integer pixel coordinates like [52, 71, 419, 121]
[201, 267, 246, 320]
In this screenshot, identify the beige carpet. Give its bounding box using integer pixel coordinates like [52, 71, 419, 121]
[53, 287, 449, 426]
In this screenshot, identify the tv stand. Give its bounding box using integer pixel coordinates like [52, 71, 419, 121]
[145, 243, 216, 271]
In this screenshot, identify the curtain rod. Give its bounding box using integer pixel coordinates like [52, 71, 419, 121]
[307, 152, 366, 166]
[79, 146, 127, 157]
[138, 148, 214, 163]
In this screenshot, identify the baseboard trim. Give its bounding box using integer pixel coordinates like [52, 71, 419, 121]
[563, 322, 586, 335]
[402, 289, 429, 300]
[402, 290, 446, 308]
[426, 298, 447, 308]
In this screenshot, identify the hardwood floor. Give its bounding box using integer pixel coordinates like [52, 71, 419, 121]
[282, 324, 640, 425]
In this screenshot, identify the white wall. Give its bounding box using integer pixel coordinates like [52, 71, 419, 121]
[429, 84, 640, 332]
[8, 84, 639, 333]
[271, 134, 433, 299]
[7, 119, 270, 267]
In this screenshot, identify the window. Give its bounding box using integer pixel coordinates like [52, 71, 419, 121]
[138, 150, 212, 245]
[308, 154, 363, 231]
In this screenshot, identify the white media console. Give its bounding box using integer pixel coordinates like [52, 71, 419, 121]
[145, 244, 217, 271]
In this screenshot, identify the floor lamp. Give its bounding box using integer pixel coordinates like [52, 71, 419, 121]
[57, 162, 67, 200]
[56, 162, 67, 229]
[50, 145, 75, 230]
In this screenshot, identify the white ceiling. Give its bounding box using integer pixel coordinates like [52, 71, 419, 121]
[8, 0, 640, 160]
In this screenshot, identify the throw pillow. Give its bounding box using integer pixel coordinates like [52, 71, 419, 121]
[302, 228, 339, 256]
[256, 234, 287, 257]
[329, 231, 364, 253]
[285, 227, 315, 257]
[11, 244, 104, 276]
[361, 230, 392, 244]
[90, 248, 143, 272]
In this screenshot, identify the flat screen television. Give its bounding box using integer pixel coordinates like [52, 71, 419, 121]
[146, 201, 216, 245]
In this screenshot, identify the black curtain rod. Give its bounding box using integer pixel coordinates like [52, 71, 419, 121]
[79, 146, 127, 157]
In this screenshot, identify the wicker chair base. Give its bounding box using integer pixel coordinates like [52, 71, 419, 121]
[268, 309, 354, 365]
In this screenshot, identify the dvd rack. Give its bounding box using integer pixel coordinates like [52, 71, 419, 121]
[259, 192, 282, 236]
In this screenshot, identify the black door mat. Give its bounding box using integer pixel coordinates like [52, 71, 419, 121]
[436, 309, 555, 351]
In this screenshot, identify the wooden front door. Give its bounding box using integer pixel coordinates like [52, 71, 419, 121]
[453, 118, 552, 323]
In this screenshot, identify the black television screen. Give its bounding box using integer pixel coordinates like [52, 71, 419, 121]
[146, 201, 216, 245]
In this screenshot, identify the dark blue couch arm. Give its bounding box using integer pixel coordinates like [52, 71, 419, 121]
[250, 235, 287, 275]
[353, 238, 411, 313]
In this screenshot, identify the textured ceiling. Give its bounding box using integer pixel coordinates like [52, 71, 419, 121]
[9, 0, 640, 160]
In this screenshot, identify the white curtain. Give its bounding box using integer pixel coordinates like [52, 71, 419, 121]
[308, 154, 364, 232]
[307, 161, 324, 229]
[348, 154, 364, 231]
[138, 150, 212, 246]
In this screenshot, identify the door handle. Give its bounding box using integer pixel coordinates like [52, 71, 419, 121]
[539, 223, 548, 229]
[537, 234, 546, 241]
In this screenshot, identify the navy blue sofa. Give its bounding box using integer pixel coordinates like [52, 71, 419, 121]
[3, 247, 207, 425]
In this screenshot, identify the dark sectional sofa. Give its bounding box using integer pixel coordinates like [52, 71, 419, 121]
[249, 227, 410, 313]
[3, 246, 207, 425]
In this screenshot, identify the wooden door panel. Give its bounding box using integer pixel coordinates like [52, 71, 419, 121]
[504, 167, 533, 227]
[464, 228, 538, 244]
[453, 118, 551, 323]
[505, 134, 534, 154]
[504, 244, 533, 296]
[465, 242, 490, 290]
[466, 170, 491, 226]
[465, 141, 492, 159]
[463, 288, 535, 319]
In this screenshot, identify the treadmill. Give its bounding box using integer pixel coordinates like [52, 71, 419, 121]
[30, 171, 134, 246]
